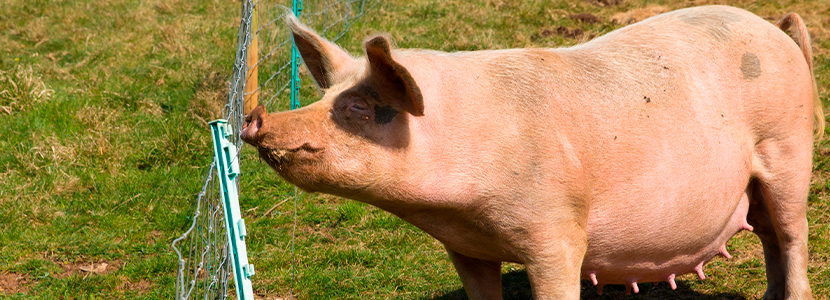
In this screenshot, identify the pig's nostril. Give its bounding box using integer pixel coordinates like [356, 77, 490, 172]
[244, 114, 252, 123]
[243, 115, 253, 130]
[240, 118, 260, 143]
[241, 127, 256, 144]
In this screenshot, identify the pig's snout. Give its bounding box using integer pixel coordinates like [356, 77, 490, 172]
[241, 105, 267, 145]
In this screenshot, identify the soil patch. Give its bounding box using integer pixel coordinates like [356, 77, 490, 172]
[0, 272, 31, 295]
[117, 276, 152, 293]
[570, 13, 600, 24]
[57, 260, 120, 279]
[542, 27, 585, 39]
[585, 0, 623, 7]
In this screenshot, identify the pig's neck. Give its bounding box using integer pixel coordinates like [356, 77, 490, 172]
[360, 106, 517, 213]
[336, 50, 581, 261]
[356, 55, 493, 210]
[348, 114, 533, 263]
[370, 50, 546, 209]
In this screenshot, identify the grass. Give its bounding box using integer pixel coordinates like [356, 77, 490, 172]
[0, 0, 828, 299]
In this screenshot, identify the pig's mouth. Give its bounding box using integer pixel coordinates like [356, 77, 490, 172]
[258, 143, 325, 169]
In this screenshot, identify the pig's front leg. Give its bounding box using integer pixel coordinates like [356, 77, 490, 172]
[446, 247, 503, 300]
[523, 223, 587, 300]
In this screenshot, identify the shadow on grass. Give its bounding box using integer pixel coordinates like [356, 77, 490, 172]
[427, 270, 747, 300]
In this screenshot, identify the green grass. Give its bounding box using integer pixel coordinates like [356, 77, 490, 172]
[1, 0, 829, 299]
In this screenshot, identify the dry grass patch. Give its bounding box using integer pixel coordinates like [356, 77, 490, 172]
[0, 65, 54, 114]
[138, 98, 164, 116]
[74, 105, 133, 171]
[14, 133, 79, 175]
[75, 105, 122, 130]
[52, 174, 84, 196]
[190, 71, 228, 123]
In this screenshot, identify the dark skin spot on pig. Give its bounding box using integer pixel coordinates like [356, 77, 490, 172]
[374, 105, 399, 124]
[741, 52, 761, 80]
[330, 94, 410, 149]
[678, 9, 741, 42]
[644, 96, 651, 103]
[704, 24, 733, 41]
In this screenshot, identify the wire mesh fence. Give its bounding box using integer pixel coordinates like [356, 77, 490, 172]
[249, 0, 370, 113]
[172, 165, 233, 300]
[172, 0, 369, 299]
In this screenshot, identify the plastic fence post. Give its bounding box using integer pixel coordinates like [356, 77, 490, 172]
[290, 0, 303, 110]
[208, 119, 255, 300]
[288, 2, 304, 296]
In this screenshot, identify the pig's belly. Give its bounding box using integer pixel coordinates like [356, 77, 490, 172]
[580, 175, 752, 285]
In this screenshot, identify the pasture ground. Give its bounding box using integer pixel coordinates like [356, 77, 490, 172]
[0, 0, 828, 299]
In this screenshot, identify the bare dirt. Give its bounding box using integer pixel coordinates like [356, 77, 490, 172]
[539, 26, 586, 39]
[585, 0, 624, 7]
[570, 13, 600, 24]
[0, 272, 30, 295]
[56, 260, 120, 279]
[117, 276, 152, 293]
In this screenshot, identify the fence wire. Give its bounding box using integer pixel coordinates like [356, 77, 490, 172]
[252, 0, 369, 111]
[172, 0, 369, 299]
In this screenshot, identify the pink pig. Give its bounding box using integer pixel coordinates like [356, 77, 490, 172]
[241, 5, 823, 299]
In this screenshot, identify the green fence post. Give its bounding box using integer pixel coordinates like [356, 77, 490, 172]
[209, 119, 255, 300]
[290, 0, 303, 110]
[288, 2, 304, 296]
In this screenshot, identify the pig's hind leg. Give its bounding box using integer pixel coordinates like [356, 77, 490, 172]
[748, 137, 813, 300]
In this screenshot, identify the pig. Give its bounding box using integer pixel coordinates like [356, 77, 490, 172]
[241, 5, 824, 300]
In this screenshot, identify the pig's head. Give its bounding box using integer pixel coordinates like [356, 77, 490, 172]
[240, 15, 423, 198]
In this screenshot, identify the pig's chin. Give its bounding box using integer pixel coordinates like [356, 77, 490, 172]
[258, 144, 323, 167]
[257, 144, 326, 185]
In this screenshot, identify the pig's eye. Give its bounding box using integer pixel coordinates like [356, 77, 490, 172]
[350, 102, 368, 112]
[348, 101, 372, 121]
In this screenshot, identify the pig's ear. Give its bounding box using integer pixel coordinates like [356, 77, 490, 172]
[364, 35, 425, 117]
[286, 14, 353, 89]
